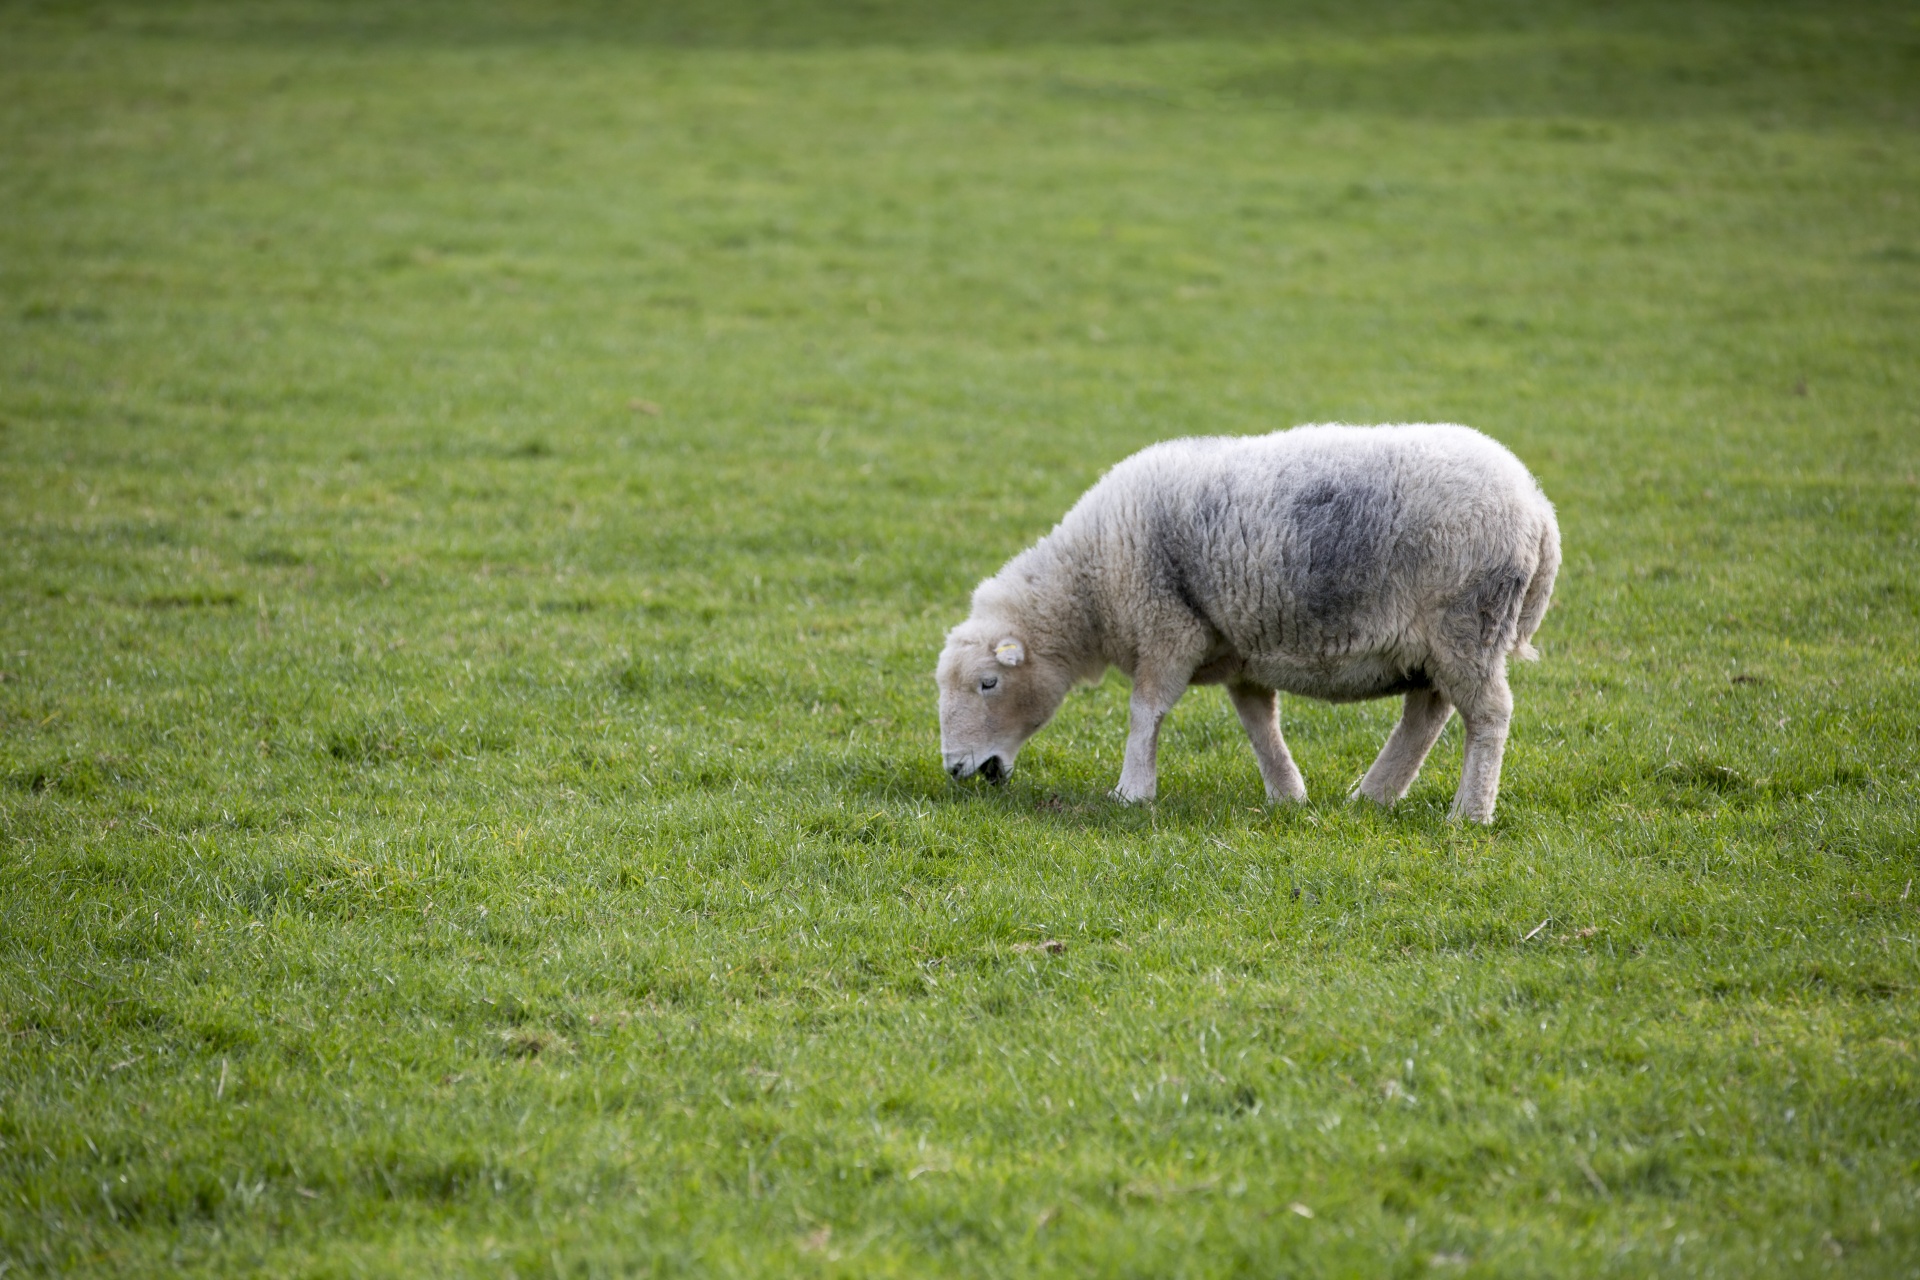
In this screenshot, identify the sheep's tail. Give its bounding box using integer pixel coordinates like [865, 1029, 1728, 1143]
[1511, 507, 1560, 662]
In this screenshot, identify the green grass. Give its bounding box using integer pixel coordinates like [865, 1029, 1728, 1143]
[2, 0, 1918, 1274]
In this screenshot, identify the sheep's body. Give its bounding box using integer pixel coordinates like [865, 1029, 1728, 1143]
[936, 424, 1559, 822]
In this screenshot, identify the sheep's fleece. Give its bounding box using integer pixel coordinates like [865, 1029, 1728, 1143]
[935, 424, 1559, 823]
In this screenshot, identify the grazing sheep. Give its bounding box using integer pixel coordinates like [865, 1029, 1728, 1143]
[935, 424, 1559, 823]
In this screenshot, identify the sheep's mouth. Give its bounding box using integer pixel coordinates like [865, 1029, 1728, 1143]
[947, 755, 1009, 784]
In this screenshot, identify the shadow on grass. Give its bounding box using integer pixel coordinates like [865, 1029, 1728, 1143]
[834, 761, 1480, 848]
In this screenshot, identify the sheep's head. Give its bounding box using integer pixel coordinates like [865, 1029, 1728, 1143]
[935, 623, 1071, 785]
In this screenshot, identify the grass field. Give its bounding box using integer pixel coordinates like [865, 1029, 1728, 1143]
[2, 1, 1918, 1274]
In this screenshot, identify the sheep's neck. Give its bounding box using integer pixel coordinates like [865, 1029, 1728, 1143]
[996, 539, 1108, 681]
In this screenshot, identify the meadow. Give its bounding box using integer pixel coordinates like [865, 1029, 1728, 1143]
[1, 0, 1917, 1274]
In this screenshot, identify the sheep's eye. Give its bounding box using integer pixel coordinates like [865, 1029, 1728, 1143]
[980, 675, 999, 692]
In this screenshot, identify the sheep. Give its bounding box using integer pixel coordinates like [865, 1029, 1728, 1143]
[935, 423, 1559, 823]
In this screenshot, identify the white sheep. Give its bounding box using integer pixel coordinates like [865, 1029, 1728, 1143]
[935, 424, 1559, 823]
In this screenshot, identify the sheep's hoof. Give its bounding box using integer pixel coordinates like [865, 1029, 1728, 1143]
[1349, 779, 1407, 807]
[1109, 785, 1154, 805]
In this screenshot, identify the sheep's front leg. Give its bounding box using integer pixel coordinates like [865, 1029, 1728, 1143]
[1448, 670, 1512, 824]
[1353, 687, 1453, 807]
[1227, 682, 1307, 803]
[1113, 674, 1188, 803]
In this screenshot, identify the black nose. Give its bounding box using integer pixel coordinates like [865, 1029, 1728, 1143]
[948, 762, 965, 778]
[978, 756, 1005, 783]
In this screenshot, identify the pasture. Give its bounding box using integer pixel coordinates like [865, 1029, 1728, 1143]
[2, 0, 1917, 1274]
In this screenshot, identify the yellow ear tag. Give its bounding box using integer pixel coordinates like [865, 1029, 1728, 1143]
[993, 640, 1025, 666]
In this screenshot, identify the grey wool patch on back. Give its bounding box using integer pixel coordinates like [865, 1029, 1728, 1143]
[1289, 470, 1396, 636]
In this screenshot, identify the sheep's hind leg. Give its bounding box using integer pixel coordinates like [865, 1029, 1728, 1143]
[1353, 687, 1453, 807]
[1446, 670, 1513, 824]
[1228, 682, 1307, 803]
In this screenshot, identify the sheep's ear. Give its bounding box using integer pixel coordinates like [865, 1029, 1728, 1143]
[993, 638, 1025, 667]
